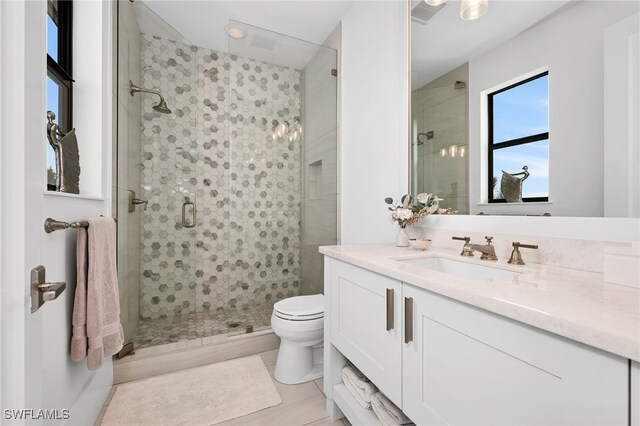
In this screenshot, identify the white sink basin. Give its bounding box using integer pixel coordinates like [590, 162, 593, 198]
[398, 256, 522, 281]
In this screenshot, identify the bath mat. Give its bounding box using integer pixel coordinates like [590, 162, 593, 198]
[101, 355, 282, 425]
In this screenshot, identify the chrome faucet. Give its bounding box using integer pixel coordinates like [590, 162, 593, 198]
[470, 236, 499, 261]
[128, 190, 148, 212]
[508, 242, 539, 265]
[452, 236, 474, 256]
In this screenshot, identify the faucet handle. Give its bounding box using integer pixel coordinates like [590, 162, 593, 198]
[508, 242, 538, 265]
[452, 236, 474, 256]
[515, 242, 538, 250]
[484, 236, 494, 245]
[452, 236, 470, 243]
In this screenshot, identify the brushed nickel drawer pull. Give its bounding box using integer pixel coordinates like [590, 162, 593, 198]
[386, 288, 394, 331]
[405, 297, 413, 343]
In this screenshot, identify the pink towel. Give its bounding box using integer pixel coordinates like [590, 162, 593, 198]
[70, 217, 124, 370]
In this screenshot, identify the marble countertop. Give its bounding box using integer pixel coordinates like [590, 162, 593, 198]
[319, 244, 640, 362]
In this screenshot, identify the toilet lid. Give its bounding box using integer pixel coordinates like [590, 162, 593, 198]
[274, 294, 324, 318]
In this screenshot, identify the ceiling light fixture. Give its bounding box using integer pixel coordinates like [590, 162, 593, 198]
[424, 0, 447, 6]
[225, 25, 246, 40]
[460, 0, 488, 20]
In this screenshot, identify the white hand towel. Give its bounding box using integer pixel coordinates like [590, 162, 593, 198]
[371, 392, 413, 426]
[342, 365, 377, 403]
[342, 368, 372, 409]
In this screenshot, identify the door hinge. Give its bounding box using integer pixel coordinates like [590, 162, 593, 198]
[331, 69, 338, 77]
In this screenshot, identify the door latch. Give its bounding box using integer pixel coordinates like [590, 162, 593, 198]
[31, 265, 66, 313]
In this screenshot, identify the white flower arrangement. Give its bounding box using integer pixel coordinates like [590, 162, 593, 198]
[385, 193, 453, 228]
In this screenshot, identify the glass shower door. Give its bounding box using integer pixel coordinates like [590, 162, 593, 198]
[117, 0, 202, 349]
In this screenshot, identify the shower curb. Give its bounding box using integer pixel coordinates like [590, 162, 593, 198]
[113, 330, 280, 384]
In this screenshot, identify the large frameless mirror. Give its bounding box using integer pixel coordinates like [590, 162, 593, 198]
[410, 0, 639, 217]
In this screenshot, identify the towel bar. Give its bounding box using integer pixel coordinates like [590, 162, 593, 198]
[44, 217, 116, 233]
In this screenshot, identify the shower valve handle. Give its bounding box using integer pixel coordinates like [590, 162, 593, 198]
[132, 198, 148, 210]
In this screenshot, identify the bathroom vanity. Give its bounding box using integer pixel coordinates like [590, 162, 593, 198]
[321, 244, 640, 426]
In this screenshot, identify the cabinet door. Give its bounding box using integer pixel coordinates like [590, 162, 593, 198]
[329, 259, 403, 405]
[402, 285, 628, 426]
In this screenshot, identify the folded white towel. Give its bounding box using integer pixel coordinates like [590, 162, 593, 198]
[371, 392, 413, 426]
[342, 368, 371, 409]
[342, 366, 377, 403]
[346, 359, 368, 381]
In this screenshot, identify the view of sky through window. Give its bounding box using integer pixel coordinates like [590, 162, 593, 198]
[492, 74, 549, 199]
[47, 15, 58, 62]
[46, 77, 59, 175]
[47, 9, 59, 179]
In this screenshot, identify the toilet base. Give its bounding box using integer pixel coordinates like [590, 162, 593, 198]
[274, 341, 323, 385]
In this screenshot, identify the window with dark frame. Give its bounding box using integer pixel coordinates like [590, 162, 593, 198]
[46, 0, 73, 190]
[488, 71, 549, 203]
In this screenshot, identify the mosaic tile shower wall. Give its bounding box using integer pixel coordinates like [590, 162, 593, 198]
[139, 34, 302, 320]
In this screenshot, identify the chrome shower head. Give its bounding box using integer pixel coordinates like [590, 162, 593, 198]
[129, 80, 172, 114]
[454, 80, 466, 89]
[152, 98, 172, 114]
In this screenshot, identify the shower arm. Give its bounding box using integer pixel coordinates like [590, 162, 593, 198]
[129, 81, 164, 100]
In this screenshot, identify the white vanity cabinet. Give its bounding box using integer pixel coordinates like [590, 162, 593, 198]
[402, 285, 629, 426]
[328, 259, 403, 405]
[325, 258, 631, 426]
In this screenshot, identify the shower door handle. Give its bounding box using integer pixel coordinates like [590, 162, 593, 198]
[182, 201, 196, 228]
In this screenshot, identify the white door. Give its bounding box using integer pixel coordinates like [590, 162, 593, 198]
[329, 259, 403, 405]
[0, 1, 114, 424]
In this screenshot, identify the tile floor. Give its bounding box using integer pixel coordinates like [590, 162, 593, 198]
[131, 304, 275, 349]
[98, 349, 351, 426]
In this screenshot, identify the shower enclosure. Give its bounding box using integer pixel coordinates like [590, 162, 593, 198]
[115, 1, 338, 350]
[411, 63, 469, 214]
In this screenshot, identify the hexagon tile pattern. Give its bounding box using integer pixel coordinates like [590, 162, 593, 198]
[138, 34, 302, 321]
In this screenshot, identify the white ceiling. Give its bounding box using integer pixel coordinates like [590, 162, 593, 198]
[411, 0, 572, 90]
[139, 0, 355, 69]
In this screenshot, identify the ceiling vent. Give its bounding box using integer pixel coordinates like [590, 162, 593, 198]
[250, 34, 276, 51]
[411, 1, 446, 25]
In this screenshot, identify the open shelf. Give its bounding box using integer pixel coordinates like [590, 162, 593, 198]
[333, 383, 381, 426]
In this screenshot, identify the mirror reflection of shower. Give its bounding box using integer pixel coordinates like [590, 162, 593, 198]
[129, 80, 172, 114]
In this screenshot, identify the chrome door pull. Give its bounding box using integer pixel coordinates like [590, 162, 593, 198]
[31, 265, 66, 313]
[182, 201, 196, 228]
[404, 297, 413, 343]
[386, 288, 394, 331]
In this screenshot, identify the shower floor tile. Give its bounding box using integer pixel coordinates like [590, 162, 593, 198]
[130, 304, 275, 349]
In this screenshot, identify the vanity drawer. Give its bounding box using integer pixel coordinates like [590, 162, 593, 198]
[328, 259, 403, 406]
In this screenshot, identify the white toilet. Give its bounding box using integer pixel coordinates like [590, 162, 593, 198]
[271, 294, 324, 384]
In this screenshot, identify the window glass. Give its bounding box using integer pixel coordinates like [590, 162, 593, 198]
[46, 0, 71, 191]
[492, 140, 549, 199]
[47, 14, 58, 62]
[47, 76, 60, 187]
[492, 74, 548, 143]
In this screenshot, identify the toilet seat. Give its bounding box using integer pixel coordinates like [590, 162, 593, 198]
[274, 294, 324, 321]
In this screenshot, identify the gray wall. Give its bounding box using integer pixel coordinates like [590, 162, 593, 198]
[300, 24, 340, 296]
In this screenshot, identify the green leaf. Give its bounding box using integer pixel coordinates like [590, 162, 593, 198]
[384, 197, 393, 204]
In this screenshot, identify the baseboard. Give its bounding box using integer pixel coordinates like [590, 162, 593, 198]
[113, 331, 280, 384]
